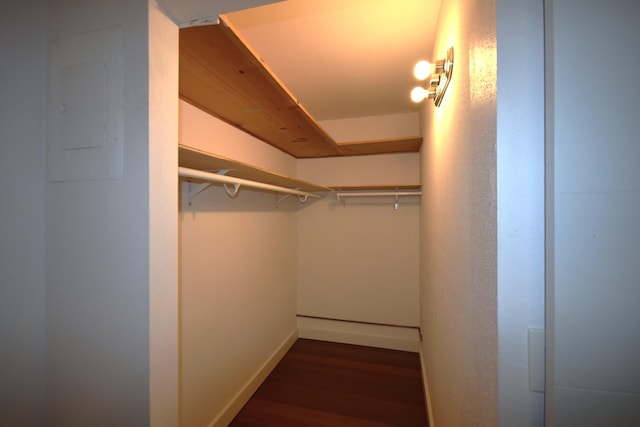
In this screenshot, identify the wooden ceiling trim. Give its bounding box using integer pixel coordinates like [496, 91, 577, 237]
[179, 17, 344, 158]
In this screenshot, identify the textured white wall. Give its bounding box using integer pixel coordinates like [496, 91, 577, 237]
[496, 0, 545, 425]
[180, 189, 298, 426]
[547, 1, 640, 424]
[296, 193, 421, 324]
[298, 153, 419, 188]
[296, 155, 421, 350]
[0, 1, 47, 424]
[419, 0, 498, 425]
[45, 0, 159, 424]
[179, 107, 298, 426]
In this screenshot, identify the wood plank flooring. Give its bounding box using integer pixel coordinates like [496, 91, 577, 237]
[229, 339, 428, 426]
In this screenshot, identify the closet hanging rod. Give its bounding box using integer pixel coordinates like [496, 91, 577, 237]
[178, 166, 322, 200]
[336, 191, 422, 200]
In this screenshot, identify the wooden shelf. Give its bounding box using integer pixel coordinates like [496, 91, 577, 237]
[178, 144, 331, 193]
[179, 17, 422, 159]
[180, 17, 341, 158]
[337, 137, 422, 156]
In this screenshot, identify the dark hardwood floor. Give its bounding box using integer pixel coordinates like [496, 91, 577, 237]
[229, 338, 428, 426]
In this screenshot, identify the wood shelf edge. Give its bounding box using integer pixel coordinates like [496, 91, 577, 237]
[335, 136, 423, 156]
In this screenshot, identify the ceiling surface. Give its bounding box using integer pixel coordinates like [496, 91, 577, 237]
[225, 0, 440, 121]
[161, 0, 441, 122]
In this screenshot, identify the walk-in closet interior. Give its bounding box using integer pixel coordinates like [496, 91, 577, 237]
[12, 0, 638, 425]
[178, 6, 423, 425]
[9, 0, 556, 425]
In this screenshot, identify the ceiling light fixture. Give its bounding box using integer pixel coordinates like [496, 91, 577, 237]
[410, 47, 454, 107]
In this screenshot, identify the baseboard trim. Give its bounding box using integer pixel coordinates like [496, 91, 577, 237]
[209, 328, 298, 427]
[297, 316, 420, 352]
[420, 348, 435, 427]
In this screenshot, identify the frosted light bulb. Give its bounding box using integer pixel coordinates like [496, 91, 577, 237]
[413, 60, 431, 81]
[410, 86, 426, 103]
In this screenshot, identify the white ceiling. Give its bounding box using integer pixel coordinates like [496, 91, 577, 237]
[160, 0, 441, 121]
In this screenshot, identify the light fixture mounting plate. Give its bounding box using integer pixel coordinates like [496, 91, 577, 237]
[434, 47, 454, 107]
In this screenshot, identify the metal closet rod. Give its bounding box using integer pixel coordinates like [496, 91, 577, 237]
[178, 166, 322, 200]
[335, 191, 422, 200]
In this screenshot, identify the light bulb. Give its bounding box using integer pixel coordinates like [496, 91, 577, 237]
[413, 60, 431, 81]
[410, 86, 426, 103]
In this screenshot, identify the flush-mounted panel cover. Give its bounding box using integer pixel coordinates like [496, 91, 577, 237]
[47, 27, 123, 181]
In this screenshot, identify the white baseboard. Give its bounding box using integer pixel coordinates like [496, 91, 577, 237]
[420, 348, 435, 427]
[209, 328, 298, 427]
[297, 316, 420, 352]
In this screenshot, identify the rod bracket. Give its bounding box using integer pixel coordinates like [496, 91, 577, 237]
[223, 183, 241, 197]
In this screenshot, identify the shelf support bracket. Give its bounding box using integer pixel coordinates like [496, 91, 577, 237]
[276, 193, 292, 205]
[188, 182, 212, 205]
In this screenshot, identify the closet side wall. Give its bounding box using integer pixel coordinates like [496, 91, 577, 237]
[419, 0, 498, 425]
[45, 0, 158, 424]
[297, 154, 421, 351]
[179, 103, 298, 427]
